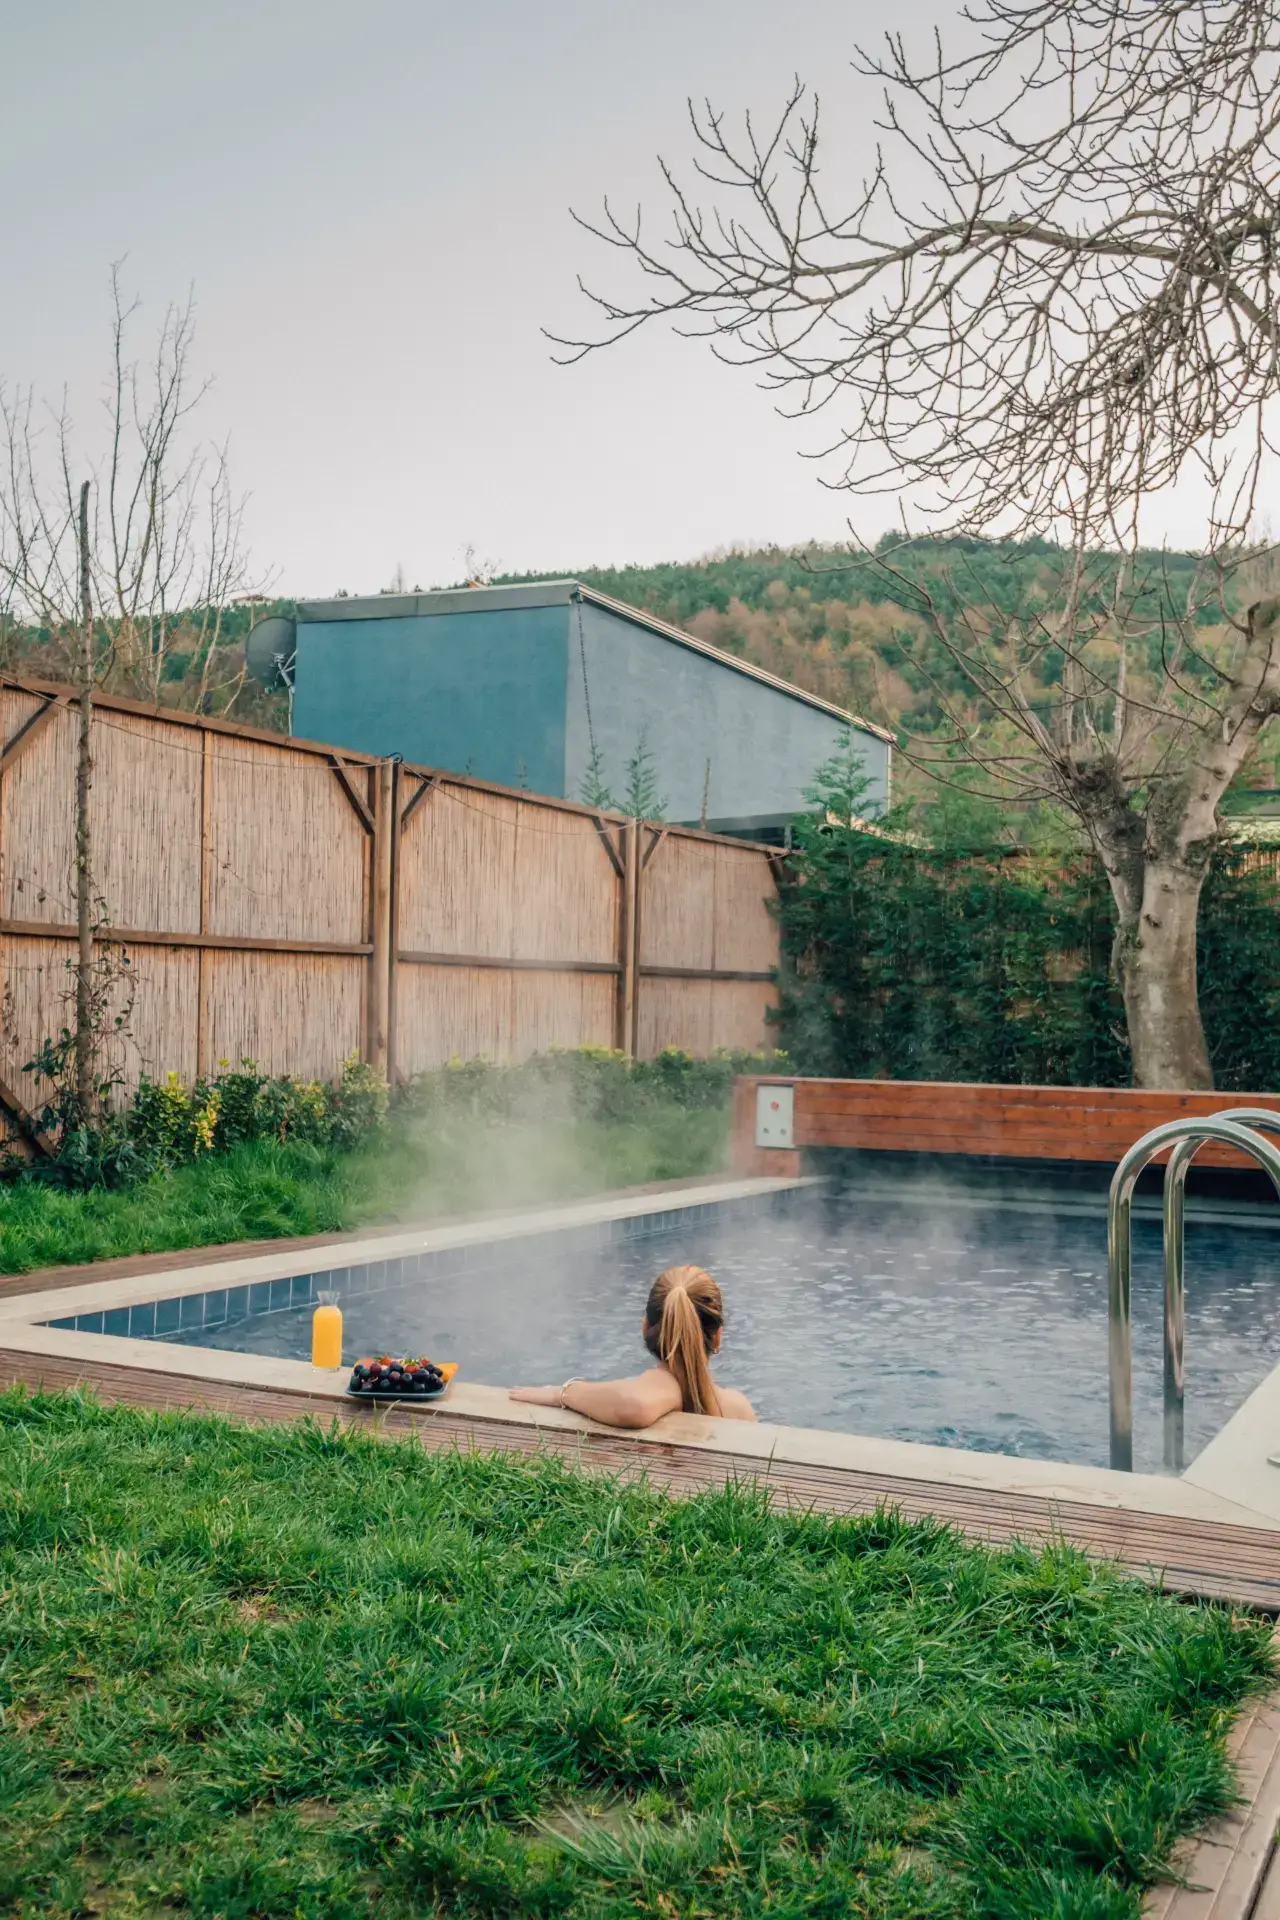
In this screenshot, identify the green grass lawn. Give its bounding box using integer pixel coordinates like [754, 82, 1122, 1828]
[0, 1107, 727, 1275]
[1, 1393, 1272, 1918]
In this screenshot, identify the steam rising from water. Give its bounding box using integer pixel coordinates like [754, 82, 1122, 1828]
[190, 1175, 1280, 1476]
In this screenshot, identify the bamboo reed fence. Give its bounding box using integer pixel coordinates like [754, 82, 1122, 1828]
[0, 679, 782, 1152]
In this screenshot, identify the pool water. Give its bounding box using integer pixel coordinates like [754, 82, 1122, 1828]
[176, 1190, 1280, 1474]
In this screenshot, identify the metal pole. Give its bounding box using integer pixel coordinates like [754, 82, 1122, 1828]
[1107, 1155, 1137, 1473]
[368, 759, 395, 1075]
[1162, 1108, 1280, 1471]
[1107, 1116, 1280, 1473]
[1161, 1147, 1187, 1473]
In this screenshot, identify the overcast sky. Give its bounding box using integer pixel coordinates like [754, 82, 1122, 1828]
[3, 0, 1228, 598]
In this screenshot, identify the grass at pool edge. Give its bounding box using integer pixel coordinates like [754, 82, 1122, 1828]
[0, 1107, 728, 1276]
[0, 1389, 1273, 1919]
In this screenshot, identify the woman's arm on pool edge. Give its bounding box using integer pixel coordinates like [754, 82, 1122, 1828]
[510, 1369, 682, 1428]
[510, 1372, 755, 1428]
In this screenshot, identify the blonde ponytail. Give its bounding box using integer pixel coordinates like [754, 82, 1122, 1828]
[644, 1265, 724, 1415]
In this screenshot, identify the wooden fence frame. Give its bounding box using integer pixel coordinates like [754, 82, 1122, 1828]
[0, 678, 782, 1149]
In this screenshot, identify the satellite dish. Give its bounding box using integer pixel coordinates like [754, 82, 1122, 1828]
[245, 615, 296, 690]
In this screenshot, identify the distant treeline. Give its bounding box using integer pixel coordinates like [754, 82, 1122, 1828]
[498, 538, 1249, 783]
[0, 598, 294, 728]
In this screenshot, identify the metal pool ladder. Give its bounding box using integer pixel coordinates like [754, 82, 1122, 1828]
[1109, 1113, 1280, 1473]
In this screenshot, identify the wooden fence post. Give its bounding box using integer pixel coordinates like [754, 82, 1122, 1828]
[196, 728, 212, 1078]
[618, 816, 639, 1056]
[387, 760, 402, 1083]
[368, 759, 395, 1074]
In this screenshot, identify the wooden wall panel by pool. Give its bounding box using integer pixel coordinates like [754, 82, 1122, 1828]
[639, 834, 716, 972]
[0, 935, 201, 1096]
[92, 711, 205, 933]
[396, 965, 511, 1069]
[710, 980, 776, 1054]
[398, 785, 519, 960]
[206, 734, 367, 946]
[0, 689, 77, 926]
[201, 951, 365, 1082]
[732, 1075, 1280, 1173]
[0, 696, 204, 933]
[392, 783, 624, 1073]
[0, 674, 781, 1147]
[634, 828, 779, 1061]
[636, 977, 714, 1059]
[508, 800, 618, 964]
[711, 843, 779, 973]
[636, 978, 777, 1061]
[391, 963, 618, 1073]
[512, 971, 617, 1057]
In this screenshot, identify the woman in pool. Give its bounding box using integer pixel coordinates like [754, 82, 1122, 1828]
[510, 1265, 756, 1428]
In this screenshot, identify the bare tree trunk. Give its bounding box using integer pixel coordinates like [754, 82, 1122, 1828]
[1115, 861, 1213, 1090]
[74, 480, 94, 1120]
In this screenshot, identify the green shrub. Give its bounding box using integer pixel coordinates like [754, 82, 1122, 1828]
[18, 1053, 390, 1190]
[775, 740, 1280, 1089]
[6, 1047, 770, 1195]
[395, 1045, 785, 1128]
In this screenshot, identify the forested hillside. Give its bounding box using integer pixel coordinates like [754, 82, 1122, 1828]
[503, 538, 1280, 804]
[514, 539, 1200, 734]
[6, 538, 1276, 810]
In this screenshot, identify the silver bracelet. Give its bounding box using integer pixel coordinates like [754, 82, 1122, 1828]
[559, 1378, 581, 1409]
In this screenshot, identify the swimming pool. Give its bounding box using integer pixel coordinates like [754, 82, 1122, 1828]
[100, 1183, 1280, 1476]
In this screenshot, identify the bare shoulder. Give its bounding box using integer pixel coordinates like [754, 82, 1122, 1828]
[714, 1386, 757, 1422]
[632, 1367, 684, 1411]
[621, 1374, 687, 1420]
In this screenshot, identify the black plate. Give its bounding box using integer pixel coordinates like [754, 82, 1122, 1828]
[346, 1380, 448, 1400]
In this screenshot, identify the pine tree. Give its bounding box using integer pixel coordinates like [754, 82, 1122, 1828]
[623, 730, 666, 821]
[579, 742, 617, 811]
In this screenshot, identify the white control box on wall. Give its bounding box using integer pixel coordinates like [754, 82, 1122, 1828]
[755, 1083, 795, 1149]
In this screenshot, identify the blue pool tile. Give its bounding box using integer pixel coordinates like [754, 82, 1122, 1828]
[250, 1281, 272, 1316]
[103, 1307, 130, 1338]
[155, 1296, 180, 1336]
[204, 1288, 228, 1326]
[77, 1310, 105, 1334]
[179, 1292, 205, 1331]
[289, 1274, 310, 1307]
[129, 1301, 156, 1339]
[47, 1314, 76, 1330]
[269, 1277, 291, 1312]
[225, 1285, 249, 1323]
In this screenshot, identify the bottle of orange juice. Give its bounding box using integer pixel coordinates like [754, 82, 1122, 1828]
[311, 1290, 343, 1369]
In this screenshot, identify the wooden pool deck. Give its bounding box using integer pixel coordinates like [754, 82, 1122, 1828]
[3, 1336, 1279, 1613]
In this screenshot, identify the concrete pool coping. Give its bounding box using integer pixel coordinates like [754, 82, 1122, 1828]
[0, 1174, 814, 1326]
[1, 1169, 1279, 1545]
[0, 1309, 1274, 1531]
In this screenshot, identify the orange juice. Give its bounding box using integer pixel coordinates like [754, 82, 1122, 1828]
[311, 1300, 343, 1369]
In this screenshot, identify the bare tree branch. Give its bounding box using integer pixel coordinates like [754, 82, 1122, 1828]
[557, 0, 1280, 546]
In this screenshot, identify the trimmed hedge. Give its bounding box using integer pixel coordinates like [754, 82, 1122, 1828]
[774, 746, 1280, 1088]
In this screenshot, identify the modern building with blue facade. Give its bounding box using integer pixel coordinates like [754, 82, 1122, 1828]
[290, 580, 893, 836]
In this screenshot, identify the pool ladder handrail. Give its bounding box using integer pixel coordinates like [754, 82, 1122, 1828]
[1161, 1107, 1280, 1474]
[1109, 1114, 1280, 1473]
